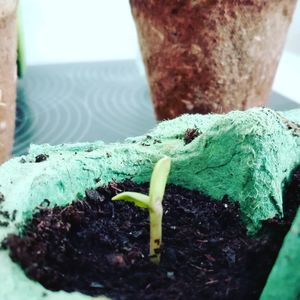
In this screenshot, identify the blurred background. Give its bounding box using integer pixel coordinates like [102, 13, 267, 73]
[20, 0, 300, 102]
[12, 0, 300, 156]
[20, 0, 138, 65]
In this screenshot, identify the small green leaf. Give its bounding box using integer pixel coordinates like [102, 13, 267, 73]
[112, 192, 150, 208]
[149, 157, 171, 205]
[110, 157, 172, 265]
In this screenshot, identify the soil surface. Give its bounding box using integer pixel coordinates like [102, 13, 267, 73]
[3, 167, 300, 300]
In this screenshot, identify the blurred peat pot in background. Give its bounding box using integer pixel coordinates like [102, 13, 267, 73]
[130, 0, 297, 120]
[0, 0, 17, 163]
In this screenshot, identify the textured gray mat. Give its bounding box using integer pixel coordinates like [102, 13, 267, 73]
[13, 60, 299, 156]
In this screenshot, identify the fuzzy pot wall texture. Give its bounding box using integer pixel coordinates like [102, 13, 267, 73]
[130, 0, 297, 119]
[0, 0, 17, 163]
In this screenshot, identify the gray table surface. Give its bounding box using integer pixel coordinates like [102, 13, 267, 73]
[14, 60, 300, 156]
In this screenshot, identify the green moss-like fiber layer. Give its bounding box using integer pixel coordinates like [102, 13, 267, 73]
[261, 207, 300, 299]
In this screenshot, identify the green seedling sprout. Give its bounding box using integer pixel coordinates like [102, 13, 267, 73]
[112, 157, 171, 264]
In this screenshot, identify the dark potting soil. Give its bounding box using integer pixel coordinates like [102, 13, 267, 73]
[3, 166, 300, 300]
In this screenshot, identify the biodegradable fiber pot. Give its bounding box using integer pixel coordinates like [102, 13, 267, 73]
[0, 107, 300, 299]
[130, 0, 297, 120]
[0, 0, 17, 163]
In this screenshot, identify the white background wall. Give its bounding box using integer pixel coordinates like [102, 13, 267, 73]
[20, 0, 138, 65]
[20, 0, 300, 102]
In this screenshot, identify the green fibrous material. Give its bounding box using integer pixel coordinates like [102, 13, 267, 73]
[113, 156, 171, 264]
[0, 107, 300, 300]
[260, 207, 300, 300]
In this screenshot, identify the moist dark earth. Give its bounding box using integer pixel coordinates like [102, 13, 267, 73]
[3, 166, 300, 300]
